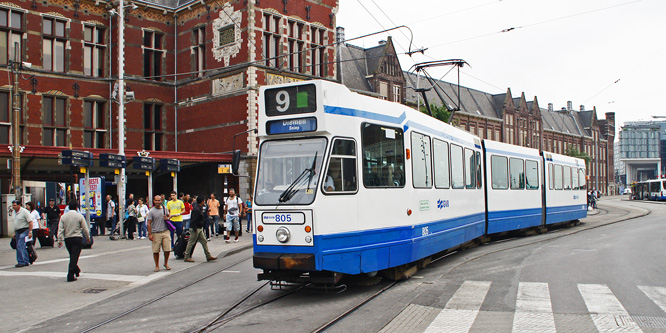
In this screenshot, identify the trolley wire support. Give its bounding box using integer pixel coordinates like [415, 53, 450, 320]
[407, 59, 469, 124]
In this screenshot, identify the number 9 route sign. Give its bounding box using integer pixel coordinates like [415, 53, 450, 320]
[265, 83, 317, 116]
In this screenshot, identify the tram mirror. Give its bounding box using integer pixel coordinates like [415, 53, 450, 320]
[232, 150, 241, 175]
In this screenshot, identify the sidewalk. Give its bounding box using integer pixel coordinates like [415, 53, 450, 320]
[0, 228, 253, 333]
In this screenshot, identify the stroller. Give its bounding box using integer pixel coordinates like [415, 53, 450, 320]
[108, 219, 128, 240]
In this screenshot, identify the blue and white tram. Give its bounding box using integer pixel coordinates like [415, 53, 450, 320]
[645, 178, 666, 200]
[249, 80, 586, 284]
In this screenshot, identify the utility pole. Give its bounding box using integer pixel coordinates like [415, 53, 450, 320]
[117, 0, 126, 236]
[10, 42, 22, 198]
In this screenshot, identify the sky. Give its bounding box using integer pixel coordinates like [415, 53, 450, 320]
[336, 0, 666, 137]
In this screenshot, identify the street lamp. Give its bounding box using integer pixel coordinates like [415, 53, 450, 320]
[8, 42, 30, 199]
[109, 0, 137, 237]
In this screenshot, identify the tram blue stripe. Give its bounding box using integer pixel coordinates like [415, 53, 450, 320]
[324, 105, 406, 125]
[488, 208, 543, 233]
[546, 204, 587, 224]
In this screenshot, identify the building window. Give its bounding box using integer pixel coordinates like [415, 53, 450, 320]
[287, 20, 304, 73]
[392, 85, 401, 103]
[263, 13, 281, 68]
[310, 26, 326, 77]
[143, 103, 163, 150]
[193, 26, 205, 77]
[0, 90, 24, 144]
[83, 24, 105, 77]
[379, 81, 388, 100]
[42, 96, 67, 146]
[83, 100, 106, 148]
[43, 17, 67, 72]
[143, 30, 163, 80]
[0, 8, 24, 65]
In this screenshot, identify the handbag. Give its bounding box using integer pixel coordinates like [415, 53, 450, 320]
[163, 206, 175, 231]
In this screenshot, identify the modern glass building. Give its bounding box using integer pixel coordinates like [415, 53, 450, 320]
[618, 120, 664, 185]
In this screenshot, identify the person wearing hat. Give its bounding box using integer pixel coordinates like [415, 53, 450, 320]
[42, 198, 61, 241]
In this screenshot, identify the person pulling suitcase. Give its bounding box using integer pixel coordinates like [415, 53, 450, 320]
[184, 196, 217, 262]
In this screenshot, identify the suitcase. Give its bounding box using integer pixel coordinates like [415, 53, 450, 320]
[27, 242, 37, 264]
[90, 221, 98, 237]
[174, 230, 196, 259]
[36, 228, 54, 248]
[82, 235, 94, 249]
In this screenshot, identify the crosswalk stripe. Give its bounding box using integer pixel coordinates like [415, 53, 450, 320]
[578, 284, 643, 332]
[638, 286, 666, 314]
[512, 282, 556, 332]
[424, 281, 491, 333]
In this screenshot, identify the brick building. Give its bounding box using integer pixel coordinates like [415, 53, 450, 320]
[0, 0, 339, 205]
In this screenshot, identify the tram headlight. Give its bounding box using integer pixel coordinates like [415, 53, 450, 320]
[305, 236, 312, 243]
[258, 235, 264, 242]
[276, 227, 290, 243]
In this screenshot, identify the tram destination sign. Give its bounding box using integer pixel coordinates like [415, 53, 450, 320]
[264, 83, 316, 116]
[267, 117, 317, 135]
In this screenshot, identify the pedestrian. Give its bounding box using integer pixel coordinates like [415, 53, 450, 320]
[137, 198, 149, 239]
[223, 188, 243, 243]
[57, 200, 91, 282]
[183, 195, 192, 230]
[126, 199, 138, 240]
[26, 202, 41, 247]
[42, 198, 61, 241]
[105, 195, 116, 235]
[184, 196, 217, 263]
[11, 200, 34, 267]
[245, 194, 253, 233]
[147, 195, 172, 272]
[167, 191, 185, 249]
[207, 193, 221, 237]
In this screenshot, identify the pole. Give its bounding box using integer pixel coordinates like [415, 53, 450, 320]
[85, 168, 90, 227]
[148, 172, 153, 207]
[11, 42, 21, 198]
[173, 173, 177, 194]
[117, 0, 126, 237]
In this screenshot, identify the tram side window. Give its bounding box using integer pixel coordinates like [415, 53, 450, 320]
[572, 166, 579, 190]
[491, 155, 508, 189]
[411, 132, 432, 188]
[476, 151, 483, 188]
[548, 164, 554, 190]
[554, 164, 563, 190]
[579, 168, 587, 191]
[650, 181, 659, 193]
[510, 158, 525, 190]
[324, 138, 357, 193]
[362, 123, 405, 187]
[563, 166, 572, 190]
[525, 160, 539, 190]
[450, 144, 465, 189]
[433, 139, 450, 188]
[465, 148, 475, 189]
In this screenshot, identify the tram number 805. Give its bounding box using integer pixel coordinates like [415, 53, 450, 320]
[274, 214, 292, 223]
[422, 226, 430, 236]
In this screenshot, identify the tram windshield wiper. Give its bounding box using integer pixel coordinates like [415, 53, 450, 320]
[278, 152, 317, 203]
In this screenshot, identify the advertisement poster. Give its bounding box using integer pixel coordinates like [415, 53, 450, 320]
[79, 177, 104, 218]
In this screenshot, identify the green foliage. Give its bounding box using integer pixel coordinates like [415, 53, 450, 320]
[420, 101, 451, 123]
[564, 146, 591, 168]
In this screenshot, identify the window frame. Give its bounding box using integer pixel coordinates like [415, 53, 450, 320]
[322, 137, 358, 195]
[433, 139, 450, 189]
[525, 159, 539, 190]
[143, 102, 164, 151]
[143, 29, 163, 80]
[0, 7, 25, 66]
[83, 99, 106, 148]
[83, 23, 106, 77]
[42, 95, 68, 147]
[42, 16, 68, 72]
[192, 26, 205, 77]
[509, 157, 525, 190]
[491, 155, 509, 190]
[450, 144, 465, 189]
[411, 131, 433, 189]
[361, 123, 405, 188]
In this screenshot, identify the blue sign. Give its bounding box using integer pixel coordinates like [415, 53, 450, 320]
[267, 117, 317, 135]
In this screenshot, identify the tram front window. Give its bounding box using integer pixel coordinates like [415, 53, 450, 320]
[255, 138, 327, 205]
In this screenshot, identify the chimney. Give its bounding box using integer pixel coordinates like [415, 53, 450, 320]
[378, 40, 386, 45]
[567, 101, 573, 111]
[336, 26, 345, 44]
[580, 105, 585, 111]
[548, 103, 553, 112]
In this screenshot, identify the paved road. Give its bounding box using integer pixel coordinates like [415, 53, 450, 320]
[2, 196, 662, 332]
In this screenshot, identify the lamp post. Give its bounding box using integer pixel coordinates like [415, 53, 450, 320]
[110, 0, 137, 237]
[10, 42, 21, 198]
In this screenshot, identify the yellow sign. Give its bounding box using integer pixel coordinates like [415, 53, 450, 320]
[171, 172, 175, 177]
[115, 169, 120, 175]
[145, 171, 150, 176]
[80, 167, 87, 173]
[96, 210, 102, 216]
[218, 164, 231, 174]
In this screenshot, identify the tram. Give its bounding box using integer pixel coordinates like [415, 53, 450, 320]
[245, 80, 587, 284]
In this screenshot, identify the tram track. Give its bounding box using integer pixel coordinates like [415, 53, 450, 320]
[79, 253, 254, 333]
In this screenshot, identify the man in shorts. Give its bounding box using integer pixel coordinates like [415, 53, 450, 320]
[147, 195, 171, 271]
[223, 188, 243, 243]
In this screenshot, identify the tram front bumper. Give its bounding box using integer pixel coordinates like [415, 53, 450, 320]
[253, 252, 316, 271]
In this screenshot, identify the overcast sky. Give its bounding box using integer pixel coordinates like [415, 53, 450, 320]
[336, 0, 665, 137]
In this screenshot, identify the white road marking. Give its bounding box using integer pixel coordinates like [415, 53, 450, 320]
[512, 282, 555, 333]
[578, 283, 642, 332]
[638, 286, 666, 314]
[0, 245, 148, 270]
[0, 270, 150, 282]
[424, 281, 491, 333]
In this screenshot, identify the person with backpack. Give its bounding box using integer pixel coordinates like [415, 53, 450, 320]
[184, 196, 217, 263]
[223, 188, 243, 243]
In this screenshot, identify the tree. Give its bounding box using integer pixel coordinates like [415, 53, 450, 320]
[419, 101, 451, 123]
[564, 145, 591, 169]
